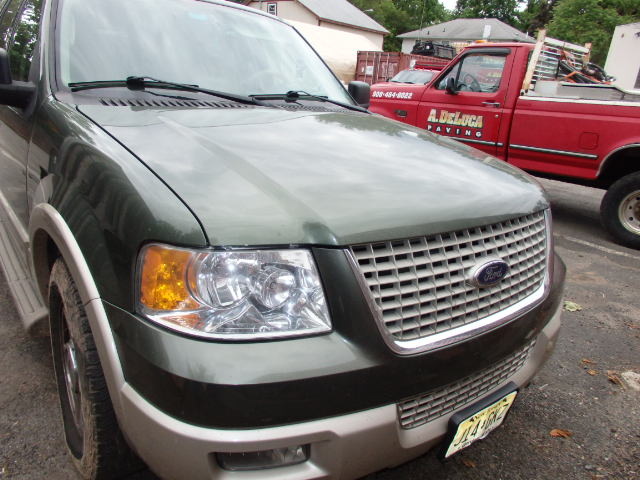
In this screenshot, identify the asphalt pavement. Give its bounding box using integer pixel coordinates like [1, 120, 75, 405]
[1, 178, 639, 480]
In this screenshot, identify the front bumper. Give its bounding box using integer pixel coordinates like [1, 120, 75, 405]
[107, 249, 565, 430]
[115, 300, 562, 480]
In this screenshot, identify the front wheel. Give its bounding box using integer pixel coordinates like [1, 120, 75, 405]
[600, 172, 640, 249]
[49, 259, 142, 479]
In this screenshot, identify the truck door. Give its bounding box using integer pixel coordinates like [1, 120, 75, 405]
[416, 48, 513, 156]
[370, 83, 426, 126]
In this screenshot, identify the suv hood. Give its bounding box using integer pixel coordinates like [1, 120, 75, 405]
[78, 105, 547, 246]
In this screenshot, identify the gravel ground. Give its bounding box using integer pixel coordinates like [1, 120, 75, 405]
[1, 178, 639, 480]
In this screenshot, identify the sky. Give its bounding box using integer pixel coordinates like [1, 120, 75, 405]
[440, 0, 457, 11]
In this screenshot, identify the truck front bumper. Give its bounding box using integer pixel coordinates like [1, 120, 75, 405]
[115, 301, 561, 480]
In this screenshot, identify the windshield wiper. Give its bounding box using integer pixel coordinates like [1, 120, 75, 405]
[68, 76, 261, 106]
[250, 90, 368, 113]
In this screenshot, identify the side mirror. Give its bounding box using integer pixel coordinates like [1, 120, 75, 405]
[348, 81, 370, 109]
[445, 76, 458, 95]
[0, 48, 36, 108]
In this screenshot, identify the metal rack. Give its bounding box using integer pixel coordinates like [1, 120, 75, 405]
[522, 30, 592, 92]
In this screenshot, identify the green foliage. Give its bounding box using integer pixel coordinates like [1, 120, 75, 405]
[10, 1, 42, 82]
[454, 0, 522, 25]
[607, 0, 640, 17]
[547, 0, 639, 64]
[348, 0, 449, 51]
[517, 0, 558, 34]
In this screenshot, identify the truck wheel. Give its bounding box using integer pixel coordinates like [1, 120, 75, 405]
[49, 259, 142, 479]
[600, 172, 640, 249]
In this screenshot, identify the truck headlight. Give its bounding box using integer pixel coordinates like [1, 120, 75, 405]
[137, 244, 331, 339]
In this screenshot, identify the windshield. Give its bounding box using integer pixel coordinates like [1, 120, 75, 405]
[57, 0, 352, 103]
[390, 69, 435, 84]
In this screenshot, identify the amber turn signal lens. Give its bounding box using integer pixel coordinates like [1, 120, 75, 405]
[139, 245, 199, 311]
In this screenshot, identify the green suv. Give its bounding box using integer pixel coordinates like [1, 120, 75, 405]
[0, 0, 564, 478]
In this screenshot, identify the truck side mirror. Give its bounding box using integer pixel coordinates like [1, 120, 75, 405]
[445, 76, 458, 95]
[0, 48, 36, 108]
[348, 81, 370, 109]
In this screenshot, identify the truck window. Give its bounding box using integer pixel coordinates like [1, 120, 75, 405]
[8, 0, 41, 82]
[437, 53, 507, 93]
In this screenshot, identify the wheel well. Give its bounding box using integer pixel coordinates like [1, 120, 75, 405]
[31, 229, 62, 303]
[599, 146, 640, 188]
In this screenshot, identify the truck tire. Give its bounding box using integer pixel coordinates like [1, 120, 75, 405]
[49, 259, 143, 479]
[600, 172, 640, 249]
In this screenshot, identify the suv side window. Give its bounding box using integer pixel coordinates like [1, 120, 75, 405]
[0, 0, 22, 48]
[437, 53, 507, 93]
[8, 0, 42, 81]
[0, 0, 11, 15]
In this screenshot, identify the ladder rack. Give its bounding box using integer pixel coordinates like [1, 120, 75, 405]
[522, 30, 592, 92]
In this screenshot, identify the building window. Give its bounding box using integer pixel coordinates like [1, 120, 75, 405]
[267, 2, 277, 15]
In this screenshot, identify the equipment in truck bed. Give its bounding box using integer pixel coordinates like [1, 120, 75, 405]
[523, 30, 613, 91]
[411, 41, 456, 60]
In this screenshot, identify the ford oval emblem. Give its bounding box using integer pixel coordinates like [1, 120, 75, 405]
[467, 258, 510, 288]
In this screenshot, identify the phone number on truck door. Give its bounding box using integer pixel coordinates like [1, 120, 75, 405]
[371, 91, 413, 99]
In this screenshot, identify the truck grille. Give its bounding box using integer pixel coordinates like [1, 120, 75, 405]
[350, 211, 548, 350]
[398, 340, 535, 429]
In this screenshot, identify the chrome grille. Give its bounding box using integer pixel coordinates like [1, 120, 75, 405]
[350, 211, 548, 346]
[398, 340, 535, 429]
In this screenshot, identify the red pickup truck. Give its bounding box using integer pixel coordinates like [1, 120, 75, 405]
[370, 42, 640, 249]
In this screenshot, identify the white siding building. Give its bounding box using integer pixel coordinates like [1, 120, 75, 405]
[243, 0, 388, 82]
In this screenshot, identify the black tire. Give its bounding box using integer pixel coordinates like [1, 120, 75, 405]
[49, 259, 143, 479]
[600, 172, 640, 250]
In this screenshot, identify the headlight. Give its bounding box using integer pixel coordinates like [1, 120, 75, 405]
[137, 244, 331, 340]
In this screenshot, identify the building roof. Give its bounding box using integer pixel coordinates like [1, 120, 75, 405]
[243, 0, 388, 34]
[399, 18, 534, 43]
[298, 0, 388, 34]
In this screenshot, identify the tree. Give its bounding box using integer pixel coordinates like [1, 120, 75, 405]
[454, 0, 522, 26]
[9, 1, 42, 82]
[547, 0, 639, 64]
[395, 0, 448, 19]
[348, 0, 449, 51]
[518, 0, 559, 35]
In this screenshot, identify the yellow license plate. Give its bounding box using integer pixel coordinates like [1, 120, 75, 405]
[444, 391, 517, 458]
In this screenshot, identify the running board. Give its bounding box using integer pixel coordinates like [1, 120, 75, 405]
[0, 198, 48, 332]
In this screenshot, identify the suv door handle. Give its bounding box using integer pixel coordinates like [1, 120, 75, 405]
[482, 101, 501, 108]
[395, 109, 408, 118]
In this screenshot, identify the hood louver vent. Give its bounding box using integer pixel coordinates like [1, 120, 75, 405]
[277, 104, 344, 113]
[98, 98, 252, 109]
[97, 97, 353, 113]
